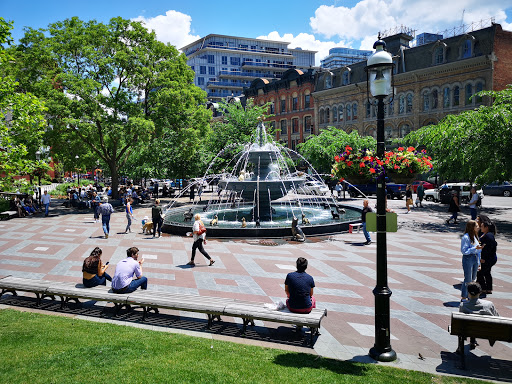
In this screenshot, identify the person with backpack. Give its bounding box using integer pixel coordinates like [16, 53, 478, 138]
[151, 199, 163, 238]
[468, 187, 479, 220]
[187, 213, 215, 267]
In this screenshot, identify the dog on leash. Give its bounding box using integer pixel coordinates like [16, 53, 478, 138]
[142, 221, 153, 234]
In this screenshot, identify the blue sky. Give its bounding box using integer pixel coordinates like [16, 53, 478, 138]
[3, 0, 512, 65]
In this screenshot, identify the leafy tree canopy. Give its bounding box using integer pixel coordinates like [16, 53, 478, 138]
[404, 86, 512, 184]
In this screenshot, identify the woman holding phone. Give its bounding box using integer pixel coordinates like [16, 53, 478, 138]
[82, 247, 111, 288]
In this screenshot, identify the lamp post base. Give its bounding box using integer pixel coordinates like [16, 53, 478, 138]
[369, 346, 397, 362]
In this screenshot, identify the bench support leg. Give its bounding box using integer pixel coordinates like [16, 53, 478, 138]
[458, 336, 466, 369]
[142, 307, 159, 321]
[241, 318, 255, 334]
[207, 315, 222, 329]
[114, 303, 132, 316]
[1, 288, 18, 298]
[309, 327, 320, 346]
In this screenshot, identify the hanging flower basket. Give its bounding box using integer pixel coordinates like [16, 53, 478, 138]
[346, 175, 373, 185]
[387, 172, 417, 185]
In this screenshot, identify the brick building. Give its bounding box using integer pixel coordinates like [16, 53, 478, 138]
[244, 68, 316, 150]
[313, 23, 512, 141]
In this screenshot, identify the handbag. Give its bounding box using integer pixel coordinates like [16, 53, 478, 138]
[198, 223, 207, 235]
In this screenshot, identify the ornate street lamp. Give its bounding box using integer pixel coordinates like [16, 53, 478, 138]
[35, 150, 42, 205]
[365, 37, 397, 362]
[75, 155, 80, 187]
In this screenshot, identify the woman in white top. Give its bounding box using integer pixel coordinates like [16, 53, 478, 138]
[187, 213, 215, 267]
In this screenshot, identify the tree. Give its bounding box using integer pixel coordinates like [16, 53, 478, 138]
[11, 17, 209, 197]
[297, 127, 376, 175]
[404, 86, 512, 184]
[0, 18, 47, 190]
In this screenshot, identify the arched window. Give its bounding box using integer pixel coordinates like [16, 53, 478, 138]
[465, 83, 473, 105]
[385, 125, 393, 140]
[338, 105, 344, 121]
[304, 116, 312, 132]
[352, 103, 358, 120]
[453, 86, 460, 106]
[399, 95, 405, 114]
[443, 87, 450, 108]
[333, 106, 338, 122]
[399, 124, 411, 138]
[406, 94, 413, 113]
[367, 127, 376, 138]
[432, 89, 438, 109]
[434, 46, 444, 65]
[423, 91, 430, 112]
[366, 101, 371, 118]
[319, 109, 325, 124]
[388, 99, 394, 116]
[342, 71, 350, 85]
[346, 104, 351, 120]
[325, 75, 332, 89]
[475, 82, 483, 103]
[326, 107, 330, 123]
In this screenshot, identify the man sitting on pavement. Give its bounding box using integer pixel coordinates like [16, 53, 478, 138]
[459, 281, 500, 352]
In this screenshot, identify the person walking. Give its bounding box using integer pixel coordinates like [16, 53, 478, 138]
[82, 247, 111, 288]
[477, 217, 497, 294]
[405, 184, 413, 213]
[335, 182, 342, 200]
[153, 180, 159, 199]
[361, 199, 372, 245]
[468, 187, 479, 220]
[124, 197, 134, 233]
[41, 190, 51, 217]
[460, 220, 484, 301]
[189, 183, 195, 202]
[416, 181, 425, 207]
[151, 199, 163, 238]
[446, 190, 460, 224]
[187, 213, 215, 267]
[98, 201, 115, 239]
[92, 191, 101, 222]
[112, 247, 147, 293]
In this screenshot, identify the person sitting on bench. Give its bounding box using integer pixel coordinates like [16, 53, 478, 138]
[285, 257, 316, 314]
[459, 282, 500, 351]
[112, 247, 147, 293]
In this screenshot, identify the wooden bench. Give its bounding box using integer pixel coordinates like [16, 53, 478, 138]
[449, 312, 512, 368]
[0, 276, 327, 346]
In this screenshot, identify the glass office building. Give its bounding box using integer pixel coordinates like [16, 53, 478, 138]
[320, 47, 373, 69]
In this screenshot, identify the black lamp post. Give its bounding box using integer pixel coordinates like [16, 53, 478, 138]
[75, 155, 80, 187]
[35, 150, 41, 205]
[365, 38, 397, 362]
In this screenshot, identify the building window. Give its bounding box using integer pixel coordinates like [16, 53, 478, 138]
[304, 94, 310, 108]
[423, 92, 430, 112]
[292, 118, 299, 133]
[280, 99, 286, 113]
[453, 86, 460, 106]
[319, 109, 324, 124]
[388, 99, 394, 116]
[443, 87, 450, 108]
[326, 108, 330, 123]
[338, 105, 344, 121]
[208, 67, 215, 76]
[292, 97, 298, 111]
[207, 55, 215, 64]
[346, 104, 351, 120]
[230, 57, 240, 66]
[434, 46, 444, 65]
[462, 39, 472, 58]
[399, 124, 411, 138]
[465, 83, 473, 105]
[333, 106, 337, 122]
[304, 116, 312, 132]
[385, 125, 393, 140]
[432, 90, 438, 109]
[342, 71, 349, 85]
[366, 101, 371, 118]
[197, 77, 204, 86]
[200, 66, 206, 75]
[325, 75, 332, 89]
[222, 56, 227, 65]
[352, 103, 358, 120]
[280, 120, 287, 135]
[406, 94, 413, 113]
[269, 103, 275, 114]
[399, 95, 405, 114]
[475, 82, 483, 103]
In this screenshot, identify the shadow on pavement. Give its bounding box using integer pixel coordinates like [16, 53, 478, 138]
[437, 351, 512, 382]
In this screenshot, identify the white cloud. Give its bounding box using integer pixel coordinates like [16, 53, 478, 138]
[132, 10, 200, 50]
[257, 31, 350, 66]
[310, 0, 511, 47]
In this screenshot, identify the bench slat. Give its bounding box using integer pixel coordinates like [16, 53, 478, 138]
[451, 312, 512, 342]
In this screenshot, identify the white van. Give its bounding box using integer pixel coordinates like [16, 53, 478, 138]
[424, 182, 483, 204]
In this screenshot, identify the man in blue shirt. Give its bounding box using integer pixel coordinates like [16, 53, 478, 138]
[98, 201, 115, 239]
[285, 257, 316, 313]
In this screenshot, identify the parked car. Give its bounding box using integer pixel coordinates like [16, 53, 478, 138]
[301, 180, 330, 195]
[411, 180, 435, 193]
[347, 183, 406, 199]
[424, 183, 483, 204]
[482, 181, 512, 197]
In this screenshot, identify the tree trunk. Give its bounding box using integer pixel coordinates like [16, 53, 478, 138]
[109, 161, 119, 200]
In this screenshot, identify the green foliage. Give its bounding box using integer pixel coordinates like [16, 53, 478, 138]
[0, 310, 488, 384]
[404, 86, 512, 184]
[297, 127, 376, 174]
[10, 17, 208, 195]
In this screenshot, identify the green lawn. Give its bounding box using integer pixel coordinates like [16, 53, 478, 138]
[0, 309, 486, 384]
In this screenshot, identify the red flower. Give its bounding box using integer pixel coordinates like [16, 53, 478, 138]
[340, 156, 345, 161]
[407, 146, 415, 152]
[334, 155, 340, 162]
[394, 165, 399, 169]
[369, 168, 376, 173]
[345, 146, 352, 151]
[376, 159, 384, 166]
[364, 156, 371, 161]
[339, 177, 344, 181]
[359, 162, 365, 168]
[397, 147, 404, 151]
[347, 161, 353, 167]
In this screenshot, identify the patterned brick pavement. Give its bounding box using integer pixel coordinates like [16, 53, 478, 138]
[1, 197, 511, 380]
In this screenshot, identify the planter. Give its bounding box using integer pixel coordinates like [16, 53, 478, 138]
[388, 172, 416, 185]
[346, 175, 373, 185]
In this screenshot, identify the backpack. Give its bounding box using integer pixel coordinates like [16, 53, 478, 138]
[476, 194, 482, 207]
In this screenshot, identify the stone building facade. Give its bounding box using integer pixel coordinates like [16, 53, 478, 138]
[313, 23, 512, 141]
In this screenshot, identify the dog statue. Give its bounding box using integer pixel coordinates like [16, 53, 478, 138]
[241, 217, 247, 228]
[291, 216, 306, 242]
[255, 217, 261, 227]
[210, 214, 218, 226]
[336, 206, 346, 214]
[302, 213, 310, 225]
[331, 210, 340, 220]
[183, 208, 193, 222]
[323, 203, 330, 209]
